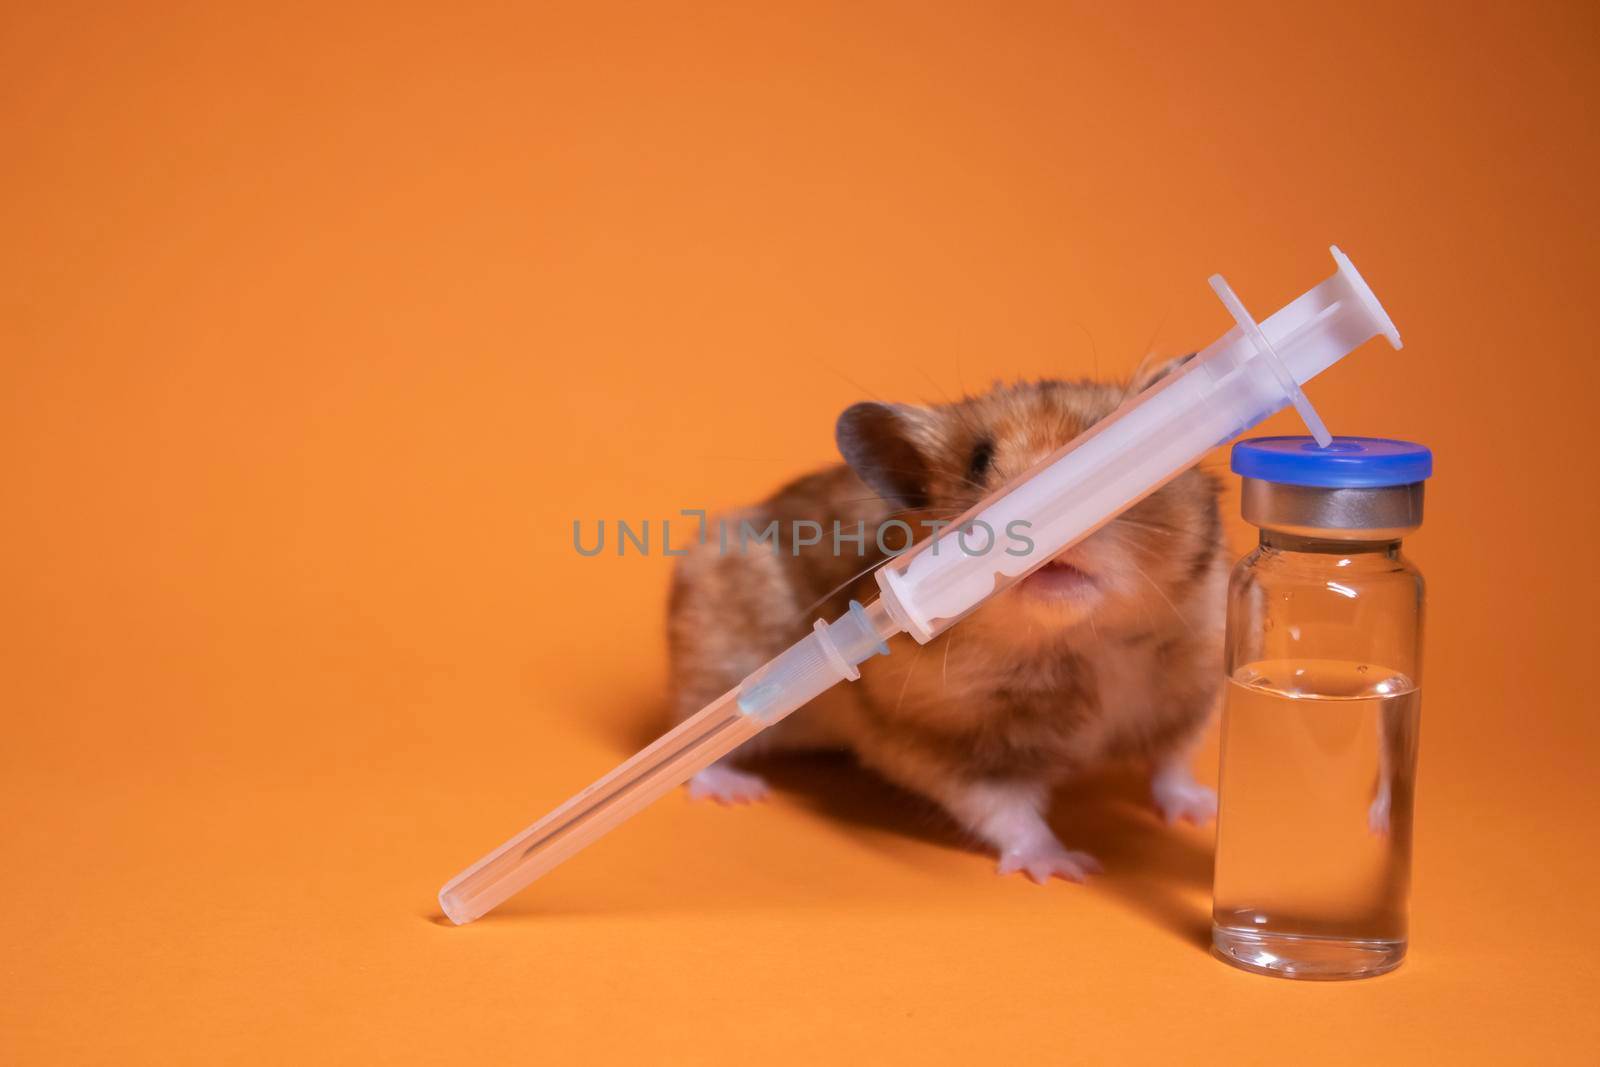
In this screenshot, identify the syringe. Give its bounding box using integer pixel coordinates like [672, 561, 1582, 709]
[438, 246, 1401, 924]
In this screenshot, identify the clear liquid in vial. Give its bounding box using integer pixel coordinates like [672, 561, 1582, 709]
[1212, 658, 1420, 979]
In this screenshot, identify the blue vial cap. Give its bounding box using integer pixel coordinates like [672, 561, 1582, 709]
[1231, 436, 1433, 489]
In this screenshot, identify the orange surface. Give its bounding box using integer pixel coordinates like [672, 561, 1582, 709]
[4, 2, 1598, 1062]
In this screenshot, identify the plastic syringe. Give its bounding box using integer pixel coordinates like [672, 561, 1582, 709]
[438, 246, 1401, 924]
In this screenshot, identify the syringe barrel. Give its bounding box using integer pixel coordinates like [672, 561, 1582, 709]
[876, 247, 1400, 642]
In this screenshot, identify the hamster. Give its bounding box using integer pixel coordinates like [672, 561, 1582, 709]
[666, 362, 1227, 883]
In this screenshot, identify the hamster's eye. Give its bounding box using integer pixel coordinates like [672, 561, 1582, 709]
[967, 437, 995, 485]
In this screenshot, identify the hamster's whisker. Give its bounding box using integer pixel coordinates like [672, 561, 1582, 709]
[794, 557, 895, 620]
[914, 365, 960, 408]
[1120, 350, 1158, 403]
[930, 465, 992, 495]
[940, 628, 959, 692]
[789, 504, 968, 619]
[696, 455, 824, 465]
[1128, 560, 1196, 637]
[893, 642, 927, 718]
[1113, 517, 1186, 537]
[915, 367, 989, 443]
[821, 497, 961, 513]
[854, 462, 991, 497]
[820, 359, 892, 406]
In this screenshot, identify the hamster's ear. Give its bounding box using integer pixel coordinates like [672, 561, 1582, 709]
[1129, 352, 1196, 393]
[835, 402, 939, 510]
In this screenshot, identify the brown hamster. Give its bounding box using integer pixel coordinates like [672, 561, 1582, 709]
[666, 363, 1227, 883]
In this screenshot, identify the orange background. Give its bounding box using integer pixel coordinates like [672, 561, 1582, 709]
[4, 2, 1597, 1062]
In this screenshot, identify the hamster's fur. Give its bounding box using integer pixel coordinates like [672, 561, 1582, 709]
[667, 364, 1226, 882]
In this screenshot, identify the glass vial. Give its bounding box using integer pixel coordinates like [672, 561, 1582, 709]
[1212, 437, 1432, 980]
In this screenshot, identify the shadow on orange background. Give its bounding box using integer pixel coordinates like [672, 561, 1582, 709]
[3, 1, 1597, 1062]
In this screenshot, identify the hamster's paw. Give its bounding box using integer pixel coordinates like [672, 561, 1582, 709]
[687, 764, 770, 805]
[1152, 776, 1217, 826]
[996, 839, 1102, 885]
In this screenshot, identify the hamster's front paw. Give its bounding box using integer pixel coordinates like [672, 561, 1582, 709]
[687, 764, 770, 805]
[996, 839, 1102, 885]
[1151, 773, 1218, 826]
